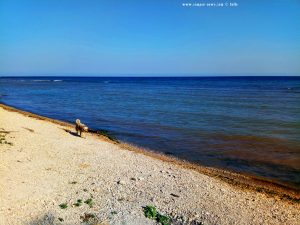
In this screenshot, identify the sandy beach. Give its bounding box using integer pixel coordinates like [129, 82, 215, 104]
[0, 104, 299, 225]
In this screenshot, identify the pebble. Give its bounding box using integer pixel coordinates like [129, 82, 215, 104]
[170, 193, 180, 198]
[117, 180, 126, 185]
[93, 187, 100, 192]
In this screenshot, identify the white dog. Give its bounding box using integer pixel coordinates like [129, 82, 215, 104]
[75, 119, 88, 137]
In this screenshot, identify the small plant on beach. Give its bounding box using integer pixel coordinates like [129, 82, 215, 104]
[157, 213, 170, 225]
[73, 202, 81, 207]
[73, 199, 83, 207]
[59, 203, 68, 209]
[84, 198, 93, 208]
[144, 205, 170, 225]
[144, 205, 157, 220]
[58, 217, 64, 222]
[0, 133, 13, 145]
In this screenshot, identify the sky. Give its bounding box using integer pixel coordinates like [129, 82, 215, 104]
[0, 0, 300, 76]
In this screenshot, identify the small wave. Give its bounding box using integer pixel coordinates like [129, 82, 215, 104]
[33, 79, 63, 82]
[4, 79, 26, 82]
[286, 87, 300, 93]
[33, 80, 52, 82]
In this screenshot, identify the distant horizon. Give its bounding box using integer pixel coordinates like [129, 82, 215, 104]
[1, 73, 300, 78]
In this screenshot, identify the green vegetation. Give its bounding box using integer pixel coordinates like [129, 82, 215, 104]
[58, 217, 64, 222]
[111, 211, 117, 215]
[73, 202, 81, 207]
[73, 199, 83, 207]
[157, 213, 170, 225]
[144, 205, 157, 219]
[84, 198, 93, 208]
[144, 205, 170, 225]
[59, 203, 68, 209]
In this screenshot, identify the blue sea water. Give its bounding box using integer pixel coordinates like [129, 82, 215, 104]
[1, 76, 300, 188]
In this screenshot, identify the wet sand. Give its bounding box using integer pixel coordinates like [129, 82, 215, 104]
[0, 104, 299, 225]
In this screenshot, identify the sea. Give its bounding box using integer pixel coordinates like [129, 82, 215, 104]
[1, 76, 299, 189]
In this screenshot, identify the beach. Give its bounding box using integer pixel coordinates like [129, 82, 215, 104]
[0, 104, 299, 225]
[2, 76, 300, 189]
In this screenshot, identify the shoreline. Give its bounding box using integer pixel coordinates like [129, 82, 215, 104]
[1, 103, 299, 202]
[1, 103, 300, 224]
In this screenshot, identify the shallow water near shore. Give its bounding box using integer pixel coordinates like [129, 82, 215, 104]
[1, 76, 300, 189]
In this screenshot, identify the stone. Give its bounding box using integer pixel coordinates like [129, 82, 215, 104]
[117, 180, 126, 185]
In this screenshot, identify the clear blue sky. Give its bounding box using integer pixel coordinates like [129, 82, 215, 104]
[0, 0, 300, 76]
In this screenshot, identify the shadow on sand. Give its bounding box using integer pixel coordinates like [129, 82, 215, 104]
[62, 128, 80, 137]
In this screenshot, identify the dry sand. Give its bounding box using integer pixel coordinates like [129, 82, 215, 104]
[0, 105, 299, 225]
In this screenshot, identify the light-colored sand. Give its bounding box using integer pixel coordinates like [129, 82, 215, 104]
[0, 106, 299, 225]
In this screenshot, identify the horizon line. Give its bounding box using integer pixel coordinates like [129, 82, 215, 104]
[1, 73, 300, 77]
[1, 75, 300, 78]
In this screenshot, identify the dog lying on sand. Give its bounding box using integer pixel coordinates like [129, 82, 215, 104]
[75, 119, 88, 137]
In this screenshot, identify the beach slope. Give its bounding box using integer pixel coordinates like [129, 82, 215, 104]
[0, 106, 299, 225]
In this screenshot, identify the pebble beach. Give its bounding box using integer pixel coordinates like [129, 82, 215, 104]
[0, 105, 299, 225]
